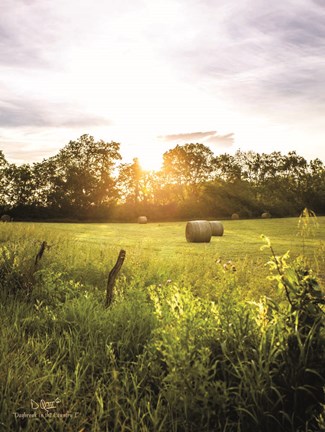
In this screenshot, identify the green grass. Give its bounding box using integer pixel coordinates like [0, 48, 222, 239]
[0, 217, 324, 431]
[6, 217, 323, 257]
[1, 217, 324, 297]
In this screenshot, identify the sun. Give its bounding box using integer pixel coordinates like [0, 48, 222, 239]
[138, 152, 163, 172]
[119, 135, 165, 172]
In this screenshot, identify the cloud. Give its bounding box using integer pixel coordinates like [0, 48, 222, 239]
[158, 130, 234, 148]
[158, 131, 217, 141]
[148, 0, 325, 114]
[0, 0, 324, 164]
[0, 0, 60, 68]
[0, 0, 142, 69]
[205, 133, 234, 147]
[0, 134, 59, 164]
[0, 99, 111, 128]
[3, 148, 55, 163]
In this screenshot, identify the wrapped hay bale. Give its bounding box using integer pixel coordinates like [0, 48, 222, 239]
[186, 220, 212, 243]
[1, 214, 11, 222]
[209, 221, 224, 236]
[261, 212, 271, 219]
[231, 213, 239, 220]
[138, 216, 148, 224]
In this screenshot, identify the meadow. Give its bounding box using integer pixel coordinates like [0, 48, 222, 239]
[0, 217, 324, 431]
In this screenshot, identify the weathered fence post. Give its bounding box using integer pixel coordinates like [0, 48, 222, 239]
[106, 249, 126, 307]
[25, 241, 48, 296]
[35, 241, 47, 266]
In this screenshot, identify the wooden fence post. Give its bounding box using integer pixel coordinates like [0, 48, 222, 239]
[35, 241, 47, 266]
[106, 249, 126, 307]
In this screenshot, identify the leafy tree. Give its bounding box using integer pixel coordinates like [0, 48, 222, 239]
[212, 153, 242, 182]
[1, 141, 324, 220]
[161, 143, 214, 201]
[0, 151, 9, 208]
[31, 159, 57, 207]
[3, 163, 36, 207]
[46, 134, 121, 216]
[116, 158, 164, 220]
[303, 158, 325, 213]
[118, 158, 146, 204]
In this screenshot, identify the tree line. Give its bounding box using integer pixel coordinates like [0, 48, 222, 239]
[0, 134, 324, 221]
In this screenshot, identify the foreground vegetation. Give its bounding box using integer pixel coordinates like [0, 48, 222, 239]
[0, 219, 324, 431]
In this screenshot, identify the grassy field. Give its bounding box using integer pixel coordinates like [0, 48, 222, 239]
[1, 217, 324, 296]
[0, 217, 324, 431]
[6, 216, 324, 258]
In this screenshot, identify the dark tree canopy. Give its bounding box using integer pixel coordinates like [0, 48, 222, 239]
[0, 138, 324, 220]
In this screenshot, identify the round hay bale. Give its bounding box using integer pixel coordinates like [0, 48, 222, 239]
[261, 212, 271, 219]
[186, 220, 212, 243]
[231, 213, 239, 220]
[1, 214, 11, 222]
[138, 216, 148, 224]
[209, 221, 224, 236]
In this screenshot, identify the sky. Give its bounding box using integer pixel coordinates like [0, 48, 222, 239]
[0, 0, 324, 170]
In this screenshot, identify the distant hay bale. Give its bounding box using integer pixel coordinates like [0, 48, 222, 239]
[261, 212, 271, 219]
[231, 213, 239, 220]
[209, 221, 224, 236]
[1, 214, 11, 222]
[186, 220, 212, 243]
[138, 216, 148, 224]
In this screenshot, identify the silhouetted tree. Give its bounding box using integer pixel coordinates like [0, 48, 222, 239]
[161, 143, 214, 201]
[45, 134, 121, 217]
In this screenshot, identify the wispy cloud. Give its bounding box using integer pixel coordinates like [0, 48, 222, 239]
[159, 131, 234, 148]
[157, 0, 325, 114]
[0, 132, 59, 164]
[158, 131, 217, 141]
[0, 0, 61, 68]
[0, 99, 111, 128]
[4, 147, 55, 164]
[205, 133, 234, 148]
[0, 0, 324, 164]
